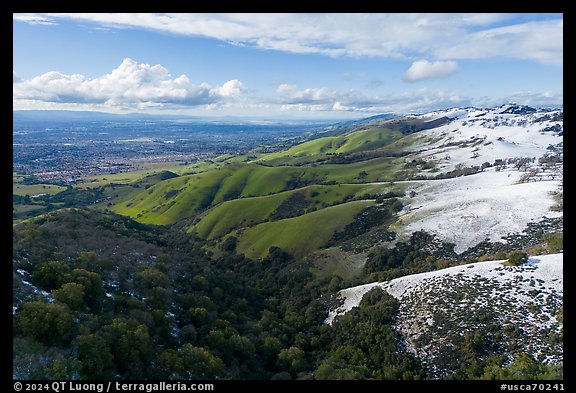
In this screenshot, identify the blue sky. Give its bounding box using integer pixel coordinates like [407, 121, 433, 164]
[13, 13, 563, 119]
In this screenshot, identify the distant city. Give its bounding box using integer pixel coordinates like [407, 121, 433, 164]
[13, 112, 329, 183]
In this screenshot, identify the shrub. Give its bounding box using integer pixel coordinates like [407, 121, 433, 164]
[505, 252, 529, 266]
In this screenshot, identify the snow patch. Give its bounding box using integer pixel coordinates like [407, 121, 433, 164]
[326, 252, 563, 324]
[396, 170, 561, 253]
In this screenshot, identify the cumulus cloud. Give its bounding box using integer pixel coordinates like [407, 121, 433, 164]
[215, 80, 245, 97]
[403, 60, 459, 82]
[13, 13, 563, 64]
[12, 58, 244, 109]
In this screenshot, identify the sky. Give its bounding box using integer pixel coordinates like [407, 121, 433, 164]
[12, 13, 563, 120]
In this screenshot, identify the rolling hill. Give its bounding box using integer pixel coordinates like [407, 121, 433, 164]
[233, 200, 375, 260]
[190, 184, 388, 240]
[98, 105, 562, 264]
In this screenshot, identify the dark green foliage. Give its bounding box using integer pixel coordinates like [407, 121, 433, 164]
[220, 235, 238, 252]
[15, 301, 75, 346]
[375, 191, 403, 203]
[330, 198, 403, 245]
[157, 171, 179, 181]
[52, 283, 87, 311]
[318, 288, 424, 380]
[12, 208, 558, 380]
[403, 158, 434, 170]
[179, 345, 226, 379]
[506, 251, 529, 266]
[78, 333, 114, 379]
[163, 189, 181, 199]
[285, 173, 313, 190]
[96, 317, 155, 379]
[32, 261, 71, 290]
[450, 352, 563, 380]
[269, 192, 311, 221]
[364, 230, 456, 277]
[435, 165, 482, 179]
[277, 346, 307, 375]
[41, 187, 105, 207]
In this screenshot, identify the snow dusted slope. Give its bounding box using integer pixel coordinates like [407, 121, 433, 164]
[326, 253, 562, 323]
[409, 105, 562, 172]
[389, 105, 563, 253]
[326, 253, 563, 377]
[396, 170, 561, 253]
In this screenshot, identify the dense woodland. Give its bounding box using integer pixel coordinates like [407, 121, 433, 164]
[12, 208, 562, 380]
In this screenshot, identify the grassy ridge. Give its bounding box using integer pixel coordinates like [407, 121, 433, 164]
[305, 156, 398, 183]
[101, 120, 416, 242]
[109, 152, 405, 225]
[191, 184, 385, 240]
[192, 192, 290, 240]
[112, 170, 230, 224]
[110, 164, 306, 224]
[110, 157, 401, 225]
[258, 126, 404, 165]
[234, 200, 375, 260]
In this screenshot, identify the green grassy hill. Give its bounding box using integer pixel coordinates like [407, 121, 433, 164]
[191, 183, 392, 240]
[233, 200, 375, 260]
[258, 125, 404, 165]
[109, 156, 406, 225]
[110, 164, 310, 224]
[96, 114, 441, 261]
[13, 183, 67, 196]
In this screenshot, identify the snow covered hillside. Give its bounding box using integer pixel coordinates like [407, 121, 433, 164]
[410, 104, 562, 174]
[391, 104, 563, 254]
[326, 253, 563, 378]
[396, 170, 561, 253]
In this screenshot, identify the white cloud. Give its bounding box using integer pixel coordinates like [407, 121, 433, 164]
[277, 84, 341, 105]
[276, 84, 472, 114]
[13, 58, 245, 109]
[13, 13, 56, 25]
[276, 83, 562, 114]
[436, 19, 563, 65]
[403, 60, 459, 83]
[215, 79, 245, 97]
[505, 91, 563, 108]
[13, 13, 563, 64]
[13, 70, 21, 83]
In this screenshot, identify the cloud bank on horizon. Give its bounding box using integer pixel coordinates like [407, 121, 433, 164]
[13, 13, 563, 117]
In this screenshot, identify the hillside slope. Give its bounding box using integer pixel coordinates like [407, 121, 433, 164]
[327, 253, 563, 378]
